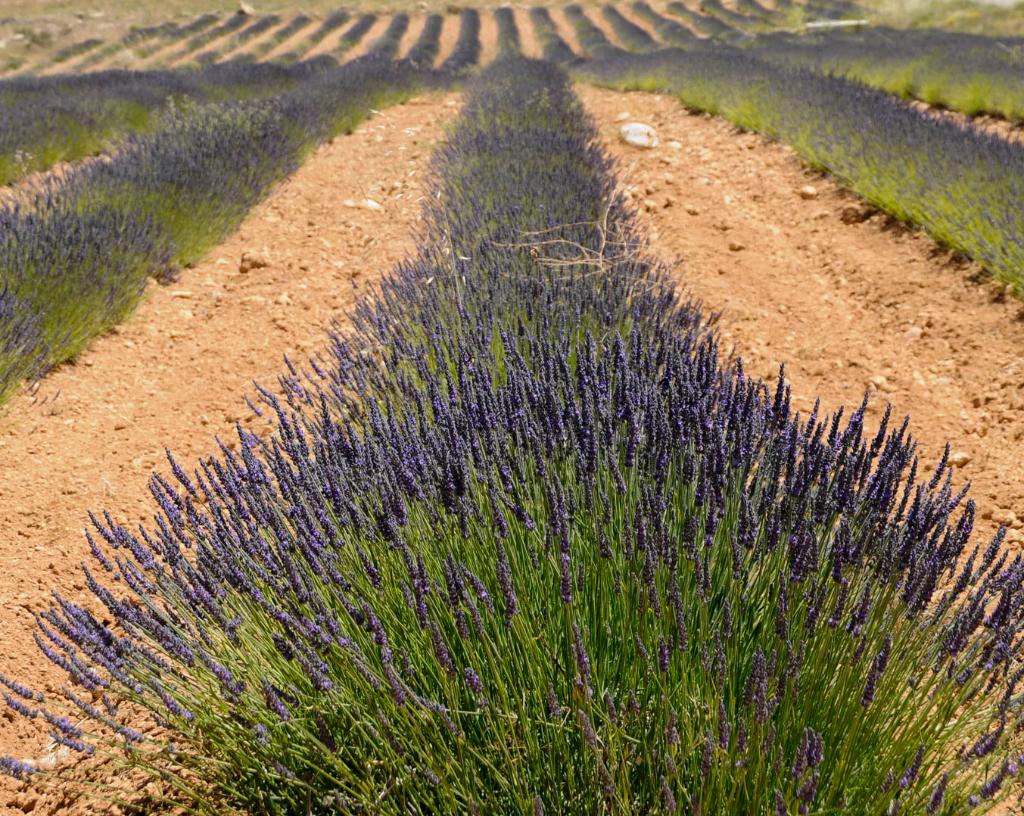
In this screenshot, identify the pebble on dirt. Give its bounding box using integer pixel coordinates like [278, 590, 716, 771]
[239, 251, 269, 274]
[948, 450, 972, 467]
[799, 185, 819, 200]
[619, 122, 659, 149]
[840, 203, 874, 224]
[728, 240, 745, 252]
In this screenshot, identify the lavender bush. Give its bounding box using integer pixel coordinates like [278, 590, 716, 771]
[2, 58, 1021, 815]
[495, 7, 522, 59]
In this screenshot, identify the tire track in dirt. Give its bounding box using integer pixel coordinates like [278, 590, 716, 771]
[582, 84, 1024, 549]
[0, 90, 461, 816]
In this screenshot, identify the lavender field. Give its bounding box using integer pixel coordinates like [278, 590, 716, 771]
[1, 1, 1024, 814]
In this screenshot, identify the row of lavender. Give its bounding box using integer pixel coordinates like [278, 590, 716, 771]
[0, 59, 335, 187]
[0, 56, 432, 406]
[747, 27, 1024, 122]
[577, 44, 1024, 292]
[594, 3, 1024, 125]
[2, 58, 1019, 814]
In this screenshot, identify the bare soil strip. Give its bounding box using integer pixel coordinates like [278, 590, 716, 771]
[581, 85, 1024, 548]
[515, 7, 545, 59]
[433, 11, 463, 68]
[0, 90, 460, 816]
[477, 9, 501, 68]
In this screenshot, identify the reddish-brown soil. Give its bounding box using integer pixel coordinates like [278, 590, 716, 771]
[515, 6, 544, 59]
[582, 85, 1024, 549]
[433, 11, 461, 67]
[0, 90, 459, 816]
[2, 77, 1024, 814]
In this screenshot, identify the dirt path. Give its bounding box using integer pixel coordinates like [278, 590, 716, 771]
[581, 84, 1024, 548]
[0, 90, 459, 816]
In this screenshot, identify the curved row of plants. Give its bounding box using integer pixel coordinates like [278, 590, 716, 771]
[2, 57, 1021, 815]
[0, 56, 435, 406]
[0, 59, 335, 187]
[578, 46, 1024, 292]
[749, 27, 1024, 123]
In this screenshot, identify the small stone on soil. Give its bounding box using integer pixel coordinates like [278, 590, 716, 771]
[619, 122, 659, 149]
[239, 252, 269, 274]
[799, 185, 819, 200]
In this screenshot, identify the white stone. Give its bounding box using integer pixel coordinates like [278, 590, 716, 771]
[619, 122, 659, 149]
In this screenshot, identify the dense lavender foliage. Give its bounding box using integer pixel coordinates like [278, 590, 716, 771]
[0, 59, 335, 186]
[749, 26, 1024, 120]
[494, 7, 522, 58]
[580, 47, 1024, 291]
[0, 286, 46, 404]
[4, 58, 1021, 815]
[0, 56, 427, 403]
[528, 7, 580, 65]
